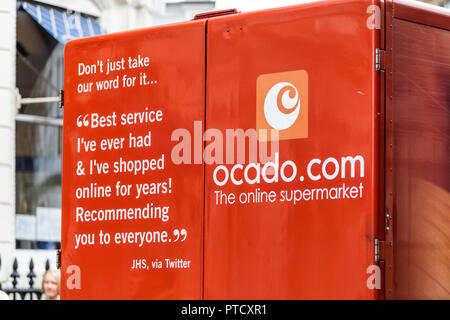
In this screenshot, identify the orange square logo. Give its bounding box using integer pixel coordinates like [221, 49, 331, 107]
[256, 70, 308, 141]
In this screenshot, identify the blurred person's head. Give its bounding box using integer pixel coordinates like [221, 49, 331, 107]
[42, 270, 60, 300]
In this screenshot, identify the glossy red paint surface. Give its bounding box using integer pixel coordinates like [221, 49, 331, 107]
[391, 16, 450, 300]
[382, 0, 450, 300]
[61, 0, 386, 299]
[62, 21, 206, 299]
[204, 0, 380, 299]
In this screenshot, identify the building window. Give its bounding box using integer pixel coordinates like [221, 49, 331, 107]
[15, 43, 63, 250]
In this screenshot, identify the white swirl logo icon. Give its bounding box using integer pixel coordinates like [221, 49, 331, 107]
[256, 70, 308, 141]
[264, 82, 301, 130]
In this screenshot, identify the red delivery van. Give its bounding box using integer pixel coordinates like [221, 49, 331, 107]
[61, 0, 450, 299]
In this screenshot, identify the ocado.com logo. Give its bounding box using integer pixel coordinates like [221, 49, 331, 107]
[257, 70, 308, 141]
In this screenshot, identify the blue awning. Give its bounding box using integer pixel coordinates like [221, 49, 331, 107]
[18, 1, 103, 45]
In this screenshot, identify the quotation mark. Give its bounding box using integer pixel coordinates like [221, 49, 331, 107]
[172, 229, 187, 242]
[77, 114, 89, 127]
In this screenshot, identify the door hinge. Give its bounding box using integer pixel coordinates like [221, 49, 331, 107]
[375, 239, 380, 263]
[376, 48, 386, 71]
[375, 239, 387, 263]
